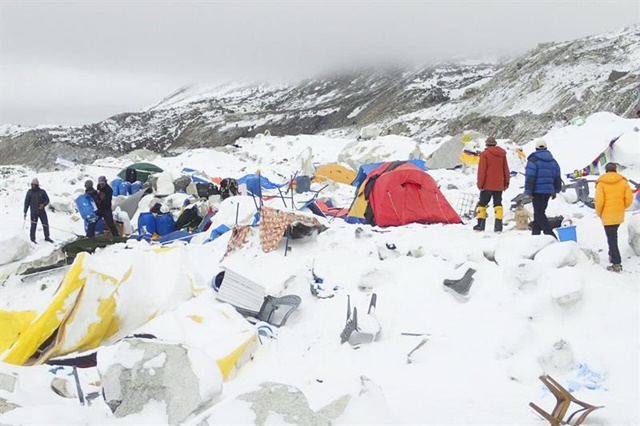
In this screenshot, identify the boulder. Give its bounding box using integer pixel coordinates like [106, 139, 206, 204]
[99, 339, 222, 424]
[534, 241, 585, 268]
[494, 235, 556, 268]
[359, 125, 381, 140]
[628, 214, 640, 256]
[538, 339, 575, 376]
[338, 135, 422, 171]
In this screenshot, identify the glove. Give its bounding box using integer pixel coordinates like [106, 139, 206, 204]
[525, 194, 533, 200]
[551, 193, 557, 200]
[38, 203, 44, 210]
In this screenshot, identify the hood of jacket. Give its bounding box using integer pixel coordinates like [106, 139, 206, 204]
[483, 146, 507, 158]
[597, 172, 628, 185]
[528, 149, 555, 162]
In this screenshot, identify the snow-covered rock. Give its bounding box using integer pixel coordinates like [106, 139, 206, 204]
[628, 214, 640, 256]
[534, 241, 585, 268]
[0, 234, 32, 266]
[494, 235, 556, 268]
[359, 125, 381, 140]
[338, 136, 422, 171]
[538, 339, 575, 376]
[99, 338, 222, 424]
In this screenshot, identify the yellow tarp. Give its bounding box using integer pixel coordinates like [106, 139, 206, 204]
[0, 310, 38, 354]
[313, 164, 357, 185]
[1, 255, 88, 364]
[460, 151, 480, 165]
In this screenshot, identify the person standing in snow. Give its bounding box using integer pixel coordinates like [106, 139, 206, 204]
[474, 136, 510, 232]
[595, 163, 633, 272]
[524, 140, 562, 238]
[23, 177, 53, 243]
[87, 176, 119, 237]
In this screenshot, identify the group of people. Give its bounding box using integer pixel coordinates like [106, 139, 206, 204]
[474, 136, 633, 272]
[23, 176, 120, 243]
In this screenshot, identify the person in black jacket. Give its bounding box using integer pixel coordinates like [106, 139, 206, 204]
[23, 178, 53, 243]
[87, 176, 119, 237]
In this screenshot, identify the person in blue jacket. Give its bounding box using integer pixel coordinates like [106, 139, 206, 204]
[23, 178, 53, 243]
[524, 140, 562, 238]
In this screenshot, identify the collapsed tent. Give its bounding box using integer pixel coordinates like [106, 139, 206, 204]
[346, 161, 462, 227]
[312, 164, 357, 185]
[237, 174, 287, 196]
[426, 131, 486, 170]
[0, 247, 254, 373]
[117, 162, 163, 184]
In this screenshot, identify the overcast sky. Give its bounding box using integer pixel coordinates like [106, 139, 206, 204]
[1, 0, 638, 127]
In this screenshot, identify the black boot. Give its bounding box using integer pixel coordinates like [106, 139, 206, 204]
[494, 219, 503, 233]
[473, 219, 486, 231]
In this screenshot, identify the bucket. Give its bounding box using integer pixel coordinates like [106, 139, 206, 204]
[296, 176, 311, 193]
[138, 212, 157, 235]
[111, 178, 123, 196]
[155, 213, 176, 236]
[556, 225, 577, 242]
[119, 181, 132, 196]
[131, 181, 142, 194]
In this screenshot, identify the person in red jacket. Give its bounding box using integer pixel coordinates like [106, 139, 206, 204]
[474, 136, 511, 232]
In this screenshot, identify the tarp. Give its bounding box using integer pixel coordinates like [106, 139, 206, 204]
[312, 164, 357, 185]
[237, 174, 288, 190]
[352, 159, 426, 188]
[113, 186, 150, 220]
[0, 247, 195, 365]
[117, 162, 163, 184]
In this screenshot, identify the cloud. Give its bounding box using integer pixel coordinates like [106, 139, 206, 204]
[1, 0, 639, 125]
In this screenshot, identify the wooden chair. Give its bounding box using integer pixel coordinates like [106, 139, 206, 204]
[529, 374, 603, 426]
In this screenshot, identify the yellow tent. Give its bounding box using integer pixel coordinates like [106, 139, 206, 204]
[313, 163, 357, 185]
[0, 248, 256, 378]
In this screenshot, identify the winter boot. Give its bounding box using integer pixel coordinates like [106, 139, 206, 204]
[473, 206, 487, 231]
[606, 264, 623, 273]
[473, 219, 486, 231]
[494, 206, 504, 233]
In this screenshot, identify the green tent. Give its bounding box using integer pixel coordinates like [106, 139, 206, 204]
[117, 162, 163, 184]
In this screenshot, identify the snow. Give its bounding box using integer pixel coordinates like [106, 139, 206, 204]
[0, 113, 639, 425]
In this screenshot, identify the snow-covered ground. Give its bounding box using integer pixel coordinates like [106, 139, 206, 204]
[0, 113, 639, 425]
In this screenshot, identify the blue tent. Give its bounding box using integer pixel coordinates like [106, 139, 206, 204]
[237, 174, 288, 196]
[351, 159, 427, 187]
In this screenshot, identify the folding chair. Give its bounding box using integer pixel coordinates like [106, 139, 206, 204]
[529, 374, 603, 426]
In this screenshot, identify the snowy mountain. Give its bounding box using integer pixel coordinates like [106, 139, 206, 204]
[1, 111, 639, 424]
[1, 24, 638, 170]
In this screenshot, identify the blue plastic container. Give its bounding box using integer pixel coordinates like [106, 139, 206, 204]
[155, 214, 176, 236]
[131, 181, 142, 194]
[556, 225, 577, 242]
[138, 212, 157, 235]
[111, 178, 123, 196]
[76, 194, 97, 220]
[119, 181, 132, 196]
[84, 218, 104, 234]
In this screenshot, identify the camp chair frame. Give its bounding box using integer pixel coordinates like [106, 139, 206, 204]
[340, 294, 379, 346]
[529, 374, 603, 426]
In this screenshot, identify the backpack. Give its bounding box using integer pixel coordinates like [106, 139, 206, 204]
[196, 182, 220, 198]
[175, 205, 202, 230]
[220, 178, 239, 200]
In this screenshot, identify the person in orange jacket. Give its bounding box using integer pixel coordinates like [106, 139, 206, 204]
[595, 162, 633, 272]
[474, 136, 511, 232]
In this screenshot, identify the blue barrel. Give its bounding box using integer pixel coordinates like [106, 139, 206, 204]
[76, 194, 98, 221]
[119, 181, 132, 196]
[155, 213, 176, 236]
[111, 178, 123, 196]
[131, 181, 142, 194]
[84, 218, 104, 234]
[137, 212, 157, 235]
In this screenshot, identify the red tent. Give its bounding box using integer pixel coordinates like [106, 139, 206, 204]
[365, 162, 462, 227]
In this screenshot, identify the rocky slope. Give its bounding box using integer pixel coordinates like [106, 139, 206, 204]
[1, 24, 638, 169]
